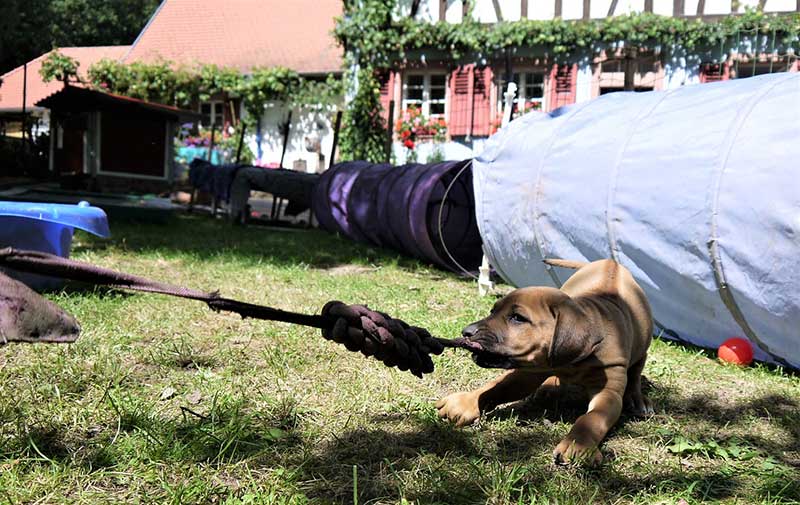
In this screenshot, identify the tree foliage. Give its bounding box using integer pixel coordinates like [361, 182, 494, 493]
[338, 68, 387, 163]
[0, 0, 160, 74]
[39, 50, 80, 83]
[85, 59, 342, 126]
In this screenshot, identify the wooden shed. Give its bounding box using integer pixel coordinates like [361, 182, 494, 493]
[36, 85, 198, 192]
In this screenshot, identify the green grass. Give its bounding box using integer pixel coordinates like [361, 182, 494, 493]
[1, 215, 798, 504]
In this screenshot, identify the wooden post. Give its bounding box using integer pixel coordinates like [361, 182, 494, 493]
[279, 110, 292, 168]
[385, 99, 395, 163]
[491, 0, 504, 21]
[329, 110, 342, 169]
[235, 123, 247, 164]
[624, 49, 636, 92]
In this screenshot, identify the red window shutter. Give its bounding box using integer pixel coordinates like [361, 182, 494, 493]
[448, 65, 473, 136]
[699, 63, 730, 83]
[471, 66, 493, 136]
[378, 71, 396, 123]
[548, 64, 577, 111]
[448, 64, 494, 137]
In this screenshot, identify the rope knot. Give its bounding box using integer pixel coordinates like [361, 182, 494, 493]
[320, 301, 444, 378]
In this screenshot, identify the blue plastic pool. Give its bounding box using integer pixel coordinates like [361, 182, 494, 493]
[0, 201, 110, 289]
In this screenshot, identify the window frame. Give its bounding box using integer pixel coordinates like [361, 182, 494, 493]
[496, 69, 548, 116]
[402, 72, 448, 118]
[595, 56, 660, 96]
[199, 100, 225, 129]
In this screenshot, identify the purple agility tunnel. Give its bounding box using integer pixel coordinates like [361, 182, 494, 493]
[312, 160, 482, 273]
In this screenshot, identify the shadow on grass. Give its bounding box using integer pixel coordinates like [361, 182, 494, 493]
[5, 383, 797, 503]
[73, 214, 452, 276]
[291, 379, 800, 503]
[4, 394, 303, 471]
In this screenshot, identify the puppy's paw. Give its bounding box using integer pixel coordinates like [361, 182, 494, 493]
[624, 392, 655, 417]
[552, 437, 603, 466]
[435, 392, 480, 427]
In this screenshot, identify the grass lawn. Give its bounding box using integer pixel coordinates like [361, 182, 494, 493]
[1, 215, 798, 504]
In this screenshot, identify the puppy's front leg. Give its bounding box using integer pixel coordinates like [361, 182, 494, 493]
[553, 367, 626, 465]
[436, 370, 549, 426]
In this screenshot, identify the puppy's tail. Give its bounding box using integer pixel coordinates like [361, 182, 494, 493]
[543, 258, 588, 270]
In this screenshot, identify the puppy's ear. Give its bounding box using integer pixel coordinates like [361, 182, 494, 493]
[549, 299, 602, 367]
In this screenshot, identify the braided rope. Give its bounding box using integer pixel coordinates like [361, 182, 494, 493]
[0, 248, 468, 377]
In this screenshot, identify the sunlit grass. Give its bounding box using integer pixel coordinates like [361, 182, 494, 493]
[0, 215, 797, 504]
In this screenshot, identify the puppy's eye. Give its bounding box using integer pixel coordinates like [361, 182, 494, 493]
[508, 313, 529, 324]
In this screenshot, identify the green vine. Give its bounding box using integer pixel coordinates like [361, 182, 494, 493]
[337, 9, 800, 66]
[85, 59, 342, 127]
[334, 4, 799, 162]
[338, 67, 387, 163]
[39, 49, 80, 83]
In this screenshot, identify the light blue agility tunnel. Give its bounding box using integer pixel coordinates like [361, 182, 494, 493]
[473, 72, 800, 368]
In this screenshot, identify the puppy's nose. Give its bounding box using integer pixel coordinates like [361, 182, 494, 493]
[461, 323, 481, 338]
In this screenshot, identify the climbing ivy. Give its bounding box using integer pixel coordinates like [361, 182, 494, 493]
[334, 4, 799, 162]
[85, 59, 342, 126]
[337, 8, 800, 65]
[338, 67, 387, 163]
[39, 49, 80, 83]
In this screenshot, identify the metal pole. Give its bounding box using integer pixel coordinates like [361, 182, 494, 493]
[384, 99, 395, 163]
[207, 124, 216, 162]
[235, 123, 246, 164]
[279, 109, 292, 168]
[329, 110, 343, 169]
[22, 62, 28, 144]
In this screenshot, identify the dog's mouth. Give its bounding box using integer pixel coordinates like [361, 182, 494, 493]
[444, 337, 518, 369]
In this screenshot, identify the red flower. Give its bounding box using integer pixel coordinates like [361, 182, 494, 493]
[403, 139, 415, 149]
[400, 129, 411, 139]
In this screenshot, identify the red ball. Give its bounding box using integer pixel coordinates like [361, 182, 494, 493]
[718, 337, 754, 366]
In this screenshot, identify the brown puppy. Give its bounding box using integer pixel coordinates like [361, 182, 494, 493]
[436, 259, 653, 465]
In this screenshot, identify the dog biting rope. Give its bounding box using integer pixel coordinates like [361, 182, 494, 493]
[0, 248, 463, 377]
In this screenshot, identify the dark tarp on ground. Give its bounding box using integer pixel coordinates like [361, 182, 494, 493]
[188, 159, 319, 217]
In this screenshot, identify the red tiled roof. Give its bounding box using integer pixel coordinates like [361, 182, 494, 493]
[123, 0, 343, 75]
[0, 46, 130, 112]
[36, 85, 199, 120]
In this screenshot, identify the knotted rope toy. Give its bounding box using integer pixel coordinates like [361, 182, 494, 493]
[0, 248, 467, 377]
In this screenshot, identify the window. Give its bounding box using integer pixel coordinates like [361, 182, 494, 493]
[497, 71, 546, 115]
[199, 100, 225, 128]
[731, 57, 793, 79]
[598, 57, 658, 94]
[402, 73, 447, 117]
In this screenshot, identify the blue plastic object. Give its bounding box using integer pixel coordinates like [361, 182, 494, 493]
[0, 200, 110, 289]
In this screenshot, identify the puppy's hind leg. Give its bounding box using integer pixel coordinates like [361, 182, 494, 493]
[623, 357, 654, 417]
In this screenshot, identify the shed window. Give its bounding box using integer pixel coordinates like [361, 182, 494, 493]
[200, 101, 225, 128]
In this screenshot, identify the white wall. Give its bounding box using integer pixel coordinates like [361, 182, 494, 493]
[247, 102, 338, 172]
[395, 0, 797, 22]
